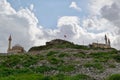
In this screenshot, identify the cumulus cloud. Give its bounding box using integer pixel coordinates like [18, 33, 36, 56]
[69, 1, 81, 11]
[0, 0, 38, 52]
[101, 1, 120, 28]
[100, 0, 120, 49]
[83, 16, 114, 33]
[0, 0, 16, 14]
[33, 16, 89, 45]
[89, 0, 113, 15]
[88, 0, 120, 50]
[57, 16, 84, 41]
[0, 0, 120, 53]
[54, 16, 107, 45]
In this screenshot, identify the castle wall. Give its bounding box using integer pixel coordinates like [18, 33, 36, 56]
[90, 43, 111, 49]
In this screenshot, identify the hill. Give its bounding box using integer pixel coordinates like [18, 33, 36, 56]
[28, 39, 90, 52]
[0, 39, 120, 80]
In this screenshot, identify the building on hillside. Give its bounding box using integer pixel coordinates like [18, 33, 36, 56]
[89, 34, 111, 49]
[7, 35, 25, 53]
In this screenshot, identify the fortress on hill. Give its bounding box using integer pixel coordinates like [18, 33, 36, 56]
[45, 34, 111, 49]
[6, 34, 111, 54]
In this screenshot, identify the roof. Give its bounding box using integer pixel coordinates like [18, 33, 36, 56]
[12, 44, 24, 50]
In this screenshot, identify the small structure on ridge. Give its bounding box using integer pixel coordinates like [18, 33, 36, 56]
[7, 35, 25, 53]
[89, 34, 111, 49]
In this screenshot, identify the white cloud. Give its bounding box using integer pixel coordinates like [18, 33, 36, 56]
[88, 0, 120, 50]
[99, 0, 120, 49]
[57, 16, 84, 41]
[0, 0, 16, 14]
[30, 4, 34, 11]
[69, 1, 81, 11]
[0, 0, 38, 52]
[89, 0, 113, 15]
[54, 16, 107, 46]
[82, 16, 113, 32]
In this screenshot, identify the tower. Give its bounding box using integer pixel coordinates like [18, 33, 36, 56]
[105, 34, 107, 45]
[8, 35, 12, 52]
[108, 38, 111, 46]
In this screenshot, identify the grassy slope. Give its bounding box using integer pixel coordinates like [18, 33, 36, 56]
[0, 49, 119, 80]
[0, 39, 120, 80]
[0, 73, 94, 80]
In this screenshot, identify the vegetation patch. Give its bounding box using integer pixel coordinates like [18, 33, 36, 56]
[58, 53, 69, 57]
[48, 57, 63, 64]
[73, 53, 86, 58]
[84, 62, 104, 71]
[0, 68, 32, 77]
[22, 56, 39, 67]
[71, 74, 94, 80]
[72, 45, 90, 50]
[0, 74, 44, 80]
[0, 73, 95, 80]
[32, 66, 54, 73]
[90, 51, 118, 63]
[109, 64, 116, 68]
[47, 51, 58, 56]
[106, 74, 120, 80]
[57, 64, 75, 72]
[113, 55, 120, 63]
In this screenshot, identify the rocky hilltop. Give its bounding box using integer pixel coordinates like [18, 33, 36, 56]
[29, 39, 113, 53]
[0, 39, 120, 80]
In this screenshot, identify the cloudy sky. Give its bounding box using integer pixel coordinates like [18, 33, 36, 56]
[0, 0, 120, 53]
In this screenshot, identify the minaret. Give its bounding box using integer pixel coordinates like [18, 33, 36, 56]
[108, 38, 111, 47]
[7, 35, 12, 52]
[105, 34, 107, 45]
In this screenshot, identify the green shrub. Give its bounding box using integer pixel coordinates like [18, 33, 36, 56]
[0, 68, 14, 77]
[0, 74, 44, 80]
[58, 64, 75, 72]
[54, 74, 66, 80]
[90, 51, 117, 63]
[84, 62, 104, 70]
[32, 66, 53, 73]
[73, 45, 90, 50]
[72, 74, 94, 80]
[113, 55, 120, 62]
[21, 56, 39, 67]
[47, 51, 58, 56]
[106, 74, 120, 80]
[90, 52, 110, 58]
[109, 64, 116, 68]
[73, 53, 86, 58]
[1, 55, 21, 67]
[48, 57, 63, 64]
[0, 68, 32, 77]
[94, 58, 109, 62]
[58, 53, 69, 57]
[42, 76, 52, 80]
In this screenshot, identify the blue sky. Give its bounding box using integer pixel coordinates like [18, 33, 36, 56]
[7, 0, 89, 29]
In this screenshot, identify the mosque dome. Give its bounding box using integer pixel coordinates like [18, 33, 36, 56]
[12, 44, 24, 50]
